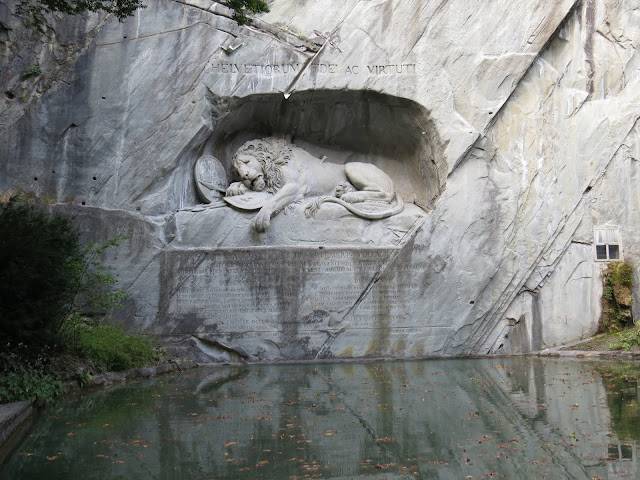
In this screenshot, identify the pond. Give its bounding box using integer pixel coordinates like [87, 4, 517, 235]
[1, 357, 639, 479]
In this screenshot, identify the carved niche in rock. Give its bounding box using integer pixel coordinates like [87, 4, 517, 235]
[220, 137, 404, 232]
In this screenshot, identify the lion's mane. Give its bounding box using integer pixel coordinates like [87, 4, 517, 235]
[232, 138, 293, 193]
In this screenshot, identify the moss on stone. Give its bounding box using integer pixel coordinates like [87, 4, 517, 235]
[600, 261, 634, 333]
[410, 343, 426, 356]
[339, 346, 355, 357]
[392, 338, 406, 354]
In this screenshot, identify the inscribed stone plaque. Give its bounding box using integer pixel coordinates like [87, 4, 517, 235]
[157, 247, 423, 359]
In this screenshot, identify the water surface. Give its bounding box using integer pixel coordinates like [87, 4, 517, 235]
[2, 357, 639, 479]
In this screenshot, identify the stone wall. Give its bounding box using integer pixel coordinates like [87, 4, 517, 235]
[1, 0, 638, 361]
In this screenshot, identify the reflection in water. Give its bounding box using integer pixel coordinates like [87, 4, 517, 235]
[597, 363, 640, 442]
[1, 357, 638, 479]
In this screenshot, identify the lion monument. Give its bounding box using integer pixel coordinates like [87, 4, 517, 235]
[224, 137, 404, 232]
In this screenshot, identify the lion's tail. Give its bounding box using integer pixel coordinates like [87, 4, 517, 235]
[307, 193, 404, 220]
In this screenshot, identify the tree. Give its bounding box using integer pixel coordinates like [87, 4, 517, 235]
[17, 0, 145, 29]
[0, 202, 81, 347]
[17, 0, 268, 28]
[225, 0, 269, 24]
[0, 202, 127, 349]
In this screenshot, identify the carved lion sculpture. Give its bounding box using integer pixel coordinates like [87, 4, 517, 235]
[225, 138, 403, 232]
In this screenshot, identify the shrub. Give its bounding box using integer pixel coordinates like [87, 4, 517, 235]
[0, 351, 62, 406]
[0, 203, 81, 348]
[23, 65, 41, 78]
[69, 322, 156, 372]
[0, 202, 129, 349]
[62, 236, 130, 318]
[610, 329, 640, 351]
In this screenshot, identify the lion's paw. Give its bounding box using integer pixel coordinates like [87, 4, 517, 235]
[339, 192, 361, 203]
[226, 182, 249, 196]
[252, 209, 271, 232]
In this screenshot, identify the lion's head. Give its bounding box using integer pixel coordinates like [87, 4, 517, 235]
[232, 138, 293, 194]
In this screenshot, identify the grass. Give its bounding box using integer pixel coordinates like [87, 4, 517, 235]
[66, 321, 159, 372]
[0, 321, 171, 406]
[562, 326, 640, 352]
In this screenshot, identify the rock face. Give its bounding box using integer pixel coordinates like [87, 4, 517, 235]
[1, 0, 638, 361]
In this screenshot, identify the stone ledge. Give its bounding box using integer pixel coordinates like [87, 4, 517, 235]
[536, 350, 640, 359]
[0, 399, 35, 449]
[86, 360, 198, 387]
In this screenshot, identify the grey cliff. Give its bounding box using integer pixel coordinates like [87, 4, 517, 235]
[1, 0, 638, 361]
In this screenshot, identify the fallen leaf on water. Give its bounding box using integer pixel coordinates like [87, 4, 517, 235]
[375, 437, 398, 443]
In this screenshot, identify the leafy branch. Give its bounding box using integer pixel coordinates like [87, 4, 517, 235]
[16, 0, 145, 30]
[224, 0, 269, 25]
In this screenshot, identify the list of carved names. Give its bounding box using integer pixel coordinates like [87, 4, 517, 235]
[169, 249, 420, 332]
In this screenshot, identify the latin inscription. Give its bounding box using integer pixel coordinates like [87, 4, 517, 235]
[163, 249, 421, 333]
[210, 62, 417, 77]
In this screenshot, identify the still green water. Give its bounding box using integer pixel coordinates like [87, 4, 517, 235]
[1, 357, 639, 479]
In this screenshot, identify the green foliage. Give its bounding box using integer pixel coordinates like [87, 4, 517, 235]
[603, 283, 614, 301]
[225, 0, 269, 24]
[62, 236, 130, 320]
[23, 65, 41, 78]
[0, 203, 168, 402]
[611, 261, 633, 288]
[0, 202, 81, 348]
[75, 371, 93, 388]
[0, 351, 62, 406]
[0, 202, 128, 349]
[67, 320, 157, 372]
[17, 0, 145, 30]
[601, 308, 626, 332]
[610, 329, 640, 351]
[600, 261, 635, 333]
